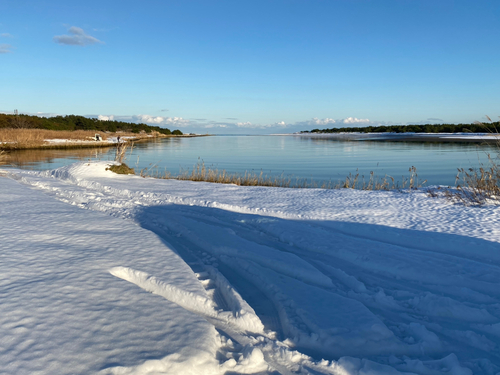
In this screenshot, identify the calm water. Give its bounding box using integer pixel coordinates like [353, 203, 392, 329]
[1, 135, 497, 187]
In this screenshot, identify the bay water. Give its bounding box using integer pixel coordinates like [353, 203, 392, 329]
[2, 135, 496, 187]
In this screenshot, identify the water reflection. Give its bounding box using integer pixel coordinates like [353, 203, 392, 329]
[1, 147, 115, 169]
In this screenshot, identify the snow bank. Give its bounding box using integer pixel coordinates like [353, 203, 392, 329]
[2, 161, 500, 375]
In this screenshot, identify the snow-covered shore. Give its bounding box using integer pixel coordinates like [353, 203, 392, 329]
[296, 132, 498, 142]
[1, 161, 500, 374]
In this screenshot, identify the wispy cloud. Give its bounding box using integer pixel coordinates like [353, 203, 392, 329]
[0, 44, 13, 54]
[160, 109, 169, 112]
[1, 110, 60, 117]
[53, 26, 103, 46]
[292, 117, 371, 128]
[1, 33, 13, 38]
[236, 121, 252, 127]
[205, 124, 228, 129]
[235, 120, 288, 129]
[408, 118, 447, 125]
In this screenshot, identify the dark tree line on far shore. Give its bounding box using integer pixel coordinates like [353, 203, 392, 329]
[302, 122, 500, 134]
[0, 113, 183, 135]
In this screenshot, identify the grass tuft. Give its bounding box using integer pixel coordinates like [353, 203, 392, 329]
[106, 163, 135, 175]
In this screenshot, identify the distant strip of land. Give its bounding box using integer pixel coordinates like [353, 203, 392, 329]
[299, 122, 500, 143]
[296, 132, 498, 143]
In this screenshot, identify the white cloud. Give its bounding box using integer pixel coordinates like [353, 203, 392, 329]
[0, 43, 13, 53]
[342, 117, 370, 124]
[53, 26, 103, 46]
[132, 114, 190, 127]
[98, 115, 114, 121]
[235, 121, 286, 129]
[35, 112, 61, 117]
[1, 33, 13, 38]
[95, 114, 191, 128]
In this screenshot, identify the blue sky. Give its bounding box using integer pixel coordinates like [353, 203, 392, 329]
[1, 0, 499, 134]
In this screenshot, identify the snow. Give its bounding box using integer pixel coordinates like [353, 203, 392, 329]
[1, 161, 500, 374]
[42, 135, 141, 145]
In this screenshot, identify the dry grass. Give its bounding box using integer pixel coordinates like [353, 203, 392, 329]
[140, 160, 426, 191]
[334, 166, 425, 190]
[0, 128, 165, 150]
[0, 129, 108, 149]
[445, 116, 500, 205]
[114, 141, 132, 164]
[140, 161, 295, 187]
[444, 156, 500, 205]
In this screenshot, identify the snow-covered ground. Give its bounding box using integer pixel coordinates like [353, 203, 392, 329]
[1, 161, 500, 375]
[44, 136, 135, 145]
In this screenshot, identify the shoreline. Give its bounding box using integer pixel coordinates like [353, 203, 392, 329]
[0, 132, 210, 151]
[295, 132, 499, 143]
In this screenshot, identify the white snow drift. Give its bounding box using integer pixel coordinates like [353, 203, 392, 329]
[1, 161, 500, 375]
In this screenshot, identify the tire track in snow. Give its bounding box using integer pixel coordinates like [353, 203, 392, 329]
[109, 266, 342, 375]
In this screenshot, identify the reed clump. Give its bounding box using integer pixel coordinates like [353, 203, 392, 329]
[140, 160, 426, 191]
[114, 141, 130, 164]
[444, 116, 500, 205]
[445, 156, 500, 205]
[334, 166, 425, 190]
[107, 141, 135, 175]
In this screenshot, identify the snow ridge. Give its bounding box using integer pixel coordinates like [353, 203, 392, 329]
[110, 266, 265, 334]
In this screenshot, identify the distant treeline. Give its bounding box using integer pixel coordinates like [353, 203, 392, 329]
[303, 122, 500, 134]
[0, 113, 183, 135]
